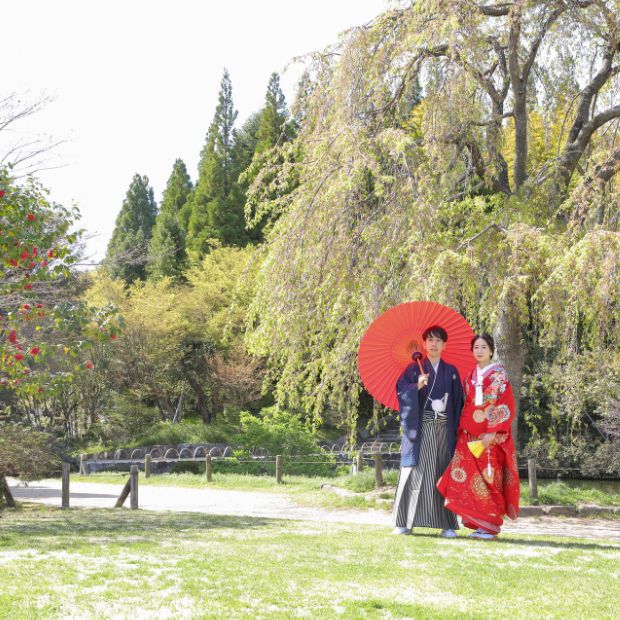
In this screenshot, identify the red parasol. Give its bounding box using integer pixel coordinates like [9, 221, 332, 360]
[358, 301, 475, 411]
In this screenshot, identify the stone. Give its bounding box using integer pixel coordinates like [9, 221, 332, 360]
[542, 505, 577, 516]
[519, 505, 546, 517]
[576, 504, 620, 517]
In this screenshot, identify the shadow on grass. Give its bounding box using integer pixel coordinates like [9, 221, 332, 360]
[344, 599, 469, 620]
[0, 505, 280, 542]
[404, 530, 620, 551]
[494, 536, 620, 552]
[10, 487, 117, 500]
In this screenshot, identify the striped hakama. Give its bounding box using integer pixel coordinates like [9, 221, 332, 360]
[393, 412, 459, 530]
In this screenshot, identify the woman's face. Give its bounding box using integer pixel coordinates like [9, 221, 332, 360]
[472, 338, 492, 366]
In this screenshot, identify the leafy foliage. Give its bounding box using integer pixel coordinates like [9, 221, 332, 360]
[236, 407, 322, 456]
[0, 424, 60, 480]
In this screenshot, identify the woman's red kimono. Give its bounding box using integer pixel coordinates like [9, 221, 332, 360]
[437, 363, 519, 534]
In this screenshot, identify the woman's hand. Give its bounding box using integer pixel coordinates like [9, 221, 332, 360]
[417, 373, 429, 389]
[480, 433, 496, 448]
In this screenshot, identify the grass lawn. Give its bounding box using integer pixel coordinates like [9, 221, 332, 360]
[0, 505, 617, 619]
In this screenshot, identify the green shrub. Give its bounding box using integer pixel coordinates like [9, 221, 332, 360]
[332, 470, 399, 493]
[99, 395, 160, 442]
[133, 418, 236, 447]
[0, 424, 61, 481]
[237, 407, 323, 456]
[232, 407, 339, 476]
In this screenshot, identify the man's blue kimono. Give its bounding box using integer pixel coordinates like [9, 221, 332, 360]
[396, 358, 463, 467]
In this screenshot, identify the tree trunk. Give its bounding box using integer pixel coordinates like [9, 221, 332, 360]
[512, 86, 528, 192]
[488, 102, 511, 194]
[185, 374, 213, 423]
[493, 308, 524, 447]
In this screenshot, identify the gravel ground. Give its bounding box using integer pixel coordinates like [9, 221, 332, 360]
[7, 478, 620, 542]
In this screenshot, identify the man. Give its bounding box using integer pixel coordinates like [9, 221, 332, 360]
[393, 325, 463, 537]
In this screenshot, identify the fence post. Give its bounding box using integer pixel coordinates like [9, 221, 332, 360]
[205, 454, 213, 482]
[79, 454, 87, 475]
[355, 452, 364, 475]
[130, 465, 139, 510]
[144, 454, 151, 478]
[375, 453, 383, 488]
[114, 478, 131, 508]
[61, 462, 70, 509]
[0, 475, 15, 508]
[275, 455, 283, 484]
[528, 458, 538, 501]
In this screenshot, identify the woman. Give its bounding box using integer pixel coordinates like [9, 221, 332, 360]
[437, 333, 519, 539]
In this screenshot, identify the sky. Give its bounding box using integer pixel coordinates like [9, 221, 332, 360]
[3, 0, 387, 262]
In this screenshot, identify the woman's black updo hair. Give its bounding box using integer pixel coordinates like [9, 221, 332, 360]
[471, 333, 495, 357]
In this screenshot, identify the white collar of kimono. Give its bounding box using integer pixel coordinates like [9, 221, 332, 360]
[475, 362, 500, 381]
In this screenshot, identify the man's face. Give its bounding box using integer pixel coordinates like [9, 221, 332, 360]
[423, 335, 446, 358]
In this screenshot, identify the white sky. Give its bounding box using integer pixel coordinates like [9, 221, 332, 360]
[3, 0, 386, 262]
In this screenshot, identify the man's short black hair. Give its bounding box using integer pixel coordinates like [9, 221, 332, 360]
[422, 325, 448, 342]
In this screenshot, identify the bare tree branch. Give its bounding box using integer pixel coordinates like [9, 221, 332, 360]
[478, 2, 514, 16]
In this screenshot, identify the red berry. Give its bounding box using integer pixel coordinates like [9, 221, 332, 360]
[26, 213, 36, 222]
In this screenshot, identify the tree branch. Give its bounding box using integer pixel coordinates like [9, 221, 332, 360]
[522, 5, 567, 83]
[478, 2, 513, 16]
[458, 223, 508, 249]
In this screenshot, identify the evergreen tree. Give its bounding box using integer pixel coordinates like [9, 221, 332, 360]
[255, 72, 289, 154]
[106, 174, 157, 283]
[187, 69, 248, 259]
[234, 112, 261, 174]
[148, 159, 193, 280]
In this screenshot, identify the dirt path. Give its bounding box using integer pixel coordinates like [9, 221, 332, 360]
[7, 478, 620, 542]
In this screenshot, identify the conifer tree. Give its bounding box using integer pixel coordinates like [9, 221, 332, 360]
[255, 72, 289, 154]
[106, 174, 157, 283]
[187, 70, 248, 258]
[148, 159, 192, 280]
